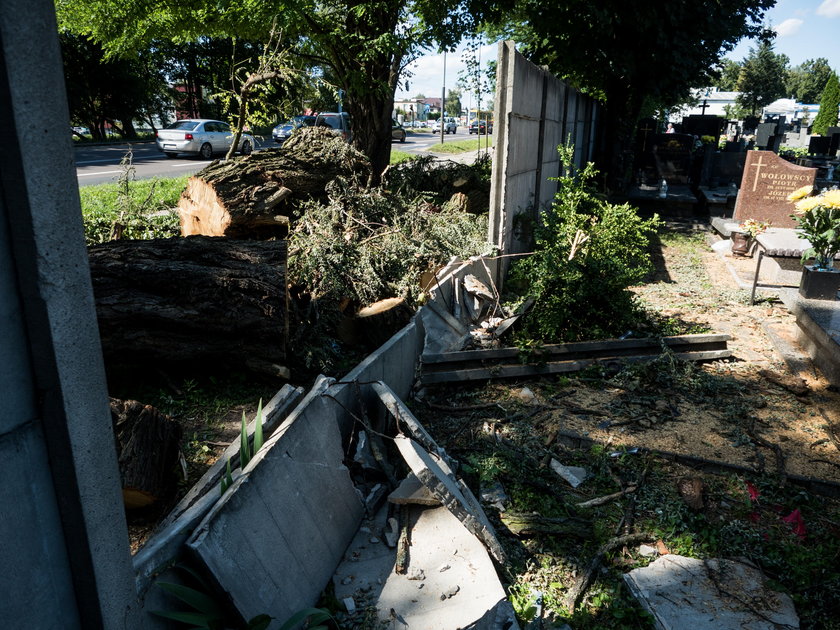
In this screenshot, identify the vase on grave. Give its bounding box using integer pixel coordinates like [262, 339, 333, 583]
[730, 231, 753, 257]
[799, 265, 840, 300]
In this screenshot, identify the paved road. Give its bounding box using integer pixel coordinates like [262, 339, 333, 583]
[74, 131, 476, 186]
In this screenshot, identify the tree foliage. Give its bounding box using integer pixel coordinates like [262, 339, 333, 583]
[786, 58, 834, 105]
[481, 0, 773, 185]
[57, 0, 483, 181]
[812, 71, 840, 136]
[735, 39, 789, 116]
[60, 32, 173, 139]
[713, 59, 743, 92]
[510, 143, 661, 342]
[445, 88, 462, 116]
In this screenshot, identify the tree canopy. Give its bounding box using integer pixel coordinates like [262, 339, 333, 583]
[57, 0, 483, 180]
[735, 39, 788, 116]
[481, 0, 774, 185]
[786, 58, 834, 104]
[812, 71, 840, 136]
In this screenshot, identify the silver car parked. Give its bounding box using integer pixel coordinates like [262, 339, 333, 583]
[155, 119, 255, 159]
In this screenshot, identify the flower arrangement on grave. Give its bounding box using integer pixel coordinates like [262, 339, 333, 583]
[737, 218, 770, 238]
[789, 186, 840, 270]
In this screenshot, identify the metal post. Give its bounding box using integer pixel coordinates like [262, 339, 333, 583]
[440, 50, 446, 144]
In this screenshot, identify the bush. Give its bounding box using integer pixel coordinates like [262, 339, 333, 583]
[511, 143, 661, 342]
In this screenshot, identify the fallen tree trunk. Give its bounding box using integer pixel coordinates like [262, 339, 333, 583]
[110, 398, 182, 509]
[89, 236, 288, 377]
[178, 127, 371, 238]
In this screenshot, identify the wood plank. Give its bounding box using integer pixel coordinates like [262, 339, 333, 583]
[421, 334, 730, 364]
[420, 349, 732, 385]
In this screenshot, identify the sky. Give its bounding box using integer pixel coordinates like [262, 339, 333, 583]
[395, 0, 840, 105]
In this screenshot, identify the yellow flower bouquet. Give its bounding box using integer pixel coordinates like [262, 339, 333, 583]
[789, 186, 840, 269]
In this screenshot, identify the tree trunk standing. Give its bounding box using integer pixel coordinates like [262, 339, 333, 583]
[88, 237, 288, 379]
[331, 0, 405, 185]
[597, 82, 645, 193]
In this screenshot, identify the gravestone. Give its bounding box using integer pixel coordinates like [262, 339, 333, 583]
[651, 133, 695, 184]
[733, 150, 817, 228]
[636, 118, 659, 153]
[809, 136, 831, 155]
[682, 115, 724, 140]
[755, 123, 776, 149]
[743, 116, 760, 134]
[828, 127, 840, 156]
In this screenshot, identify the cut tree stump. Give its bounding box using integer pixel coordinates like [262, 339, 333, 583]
[355, 297, 414, 349]
[110, 398, 183, 509]
[178, 127, 371, 238]
[89, 236, 288, 377]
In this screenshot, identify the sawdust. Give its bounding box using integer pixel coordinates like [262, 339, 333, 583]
[421, 226, 840, 486]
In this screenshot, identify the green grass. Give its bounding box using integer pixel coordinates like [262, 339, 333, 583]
[79, 175, 186, 245]
[390, 150, 418, 164]
[426, 137, 494, 154]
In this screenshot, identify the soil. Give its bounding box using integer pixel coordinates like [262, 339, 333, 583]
[418, 222, 840, 488]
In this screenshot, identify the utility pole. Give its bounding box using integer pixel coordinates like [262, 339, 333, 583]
[440, 50, 446, 144]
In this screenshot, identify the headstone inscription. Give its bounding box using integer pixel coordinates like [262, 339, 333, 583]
[732, 150, 818, 228]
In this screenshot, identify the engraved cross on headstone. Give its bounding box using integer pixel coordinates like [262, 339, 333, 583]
[750, 154, 768, 192]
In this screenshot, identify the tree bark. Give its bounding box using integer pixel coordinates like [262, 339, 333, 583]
[110, 398, 183, 509]
[89, 236, 288, 378]
[178, 127, 370, 238]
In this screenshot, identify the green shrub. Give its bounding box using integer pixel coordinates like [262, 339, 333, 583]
[511, 143, 661, 342]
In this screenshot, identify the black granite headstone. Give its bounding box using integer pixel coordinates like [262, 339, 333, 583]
[809, 136, 832, 155]
[828, 127, 840, 156]
[681, 115, 724, 140]
[755, 123, 776, 149]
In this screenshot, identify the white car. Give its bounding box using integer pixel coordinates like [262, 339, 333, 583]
[155, 119, 255, 159]
[431, 118, 457, 134]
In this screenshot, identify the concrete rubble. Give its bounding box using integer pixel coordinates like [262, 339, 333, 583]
[623, 554, 799, 630]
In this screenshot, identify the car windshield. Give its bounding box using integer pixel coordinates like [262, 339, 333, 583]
[293, 116, 316, 127]
[317, 116, 341, 129]
[166, 120, 200, 131]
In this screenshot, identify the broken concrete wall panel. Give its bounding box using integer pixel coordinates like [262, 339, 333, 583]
[372, 381, 444, 457]
[133, 383, 306, 597]
[623, 555, 799, 630]
[427, 256, 500, 315]
[343, 319, 423, 400]
[394, 436, 506, 565]
[156, 384, 304, 532]
[186, 382, 364, 625]
[418, 301, 470, 356]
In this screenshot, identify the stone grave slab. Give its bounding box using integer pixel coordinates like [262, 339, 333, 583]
[733, 150, 817, 228]
[186, 387, 364, 625]
[623, 555, 799, 630]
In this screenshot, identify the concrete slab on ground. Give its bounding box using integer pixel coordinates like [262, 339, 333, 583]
[395, 435, 506, 564]
[333, 505, 518, 630]
[623, 555, 799, 630]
